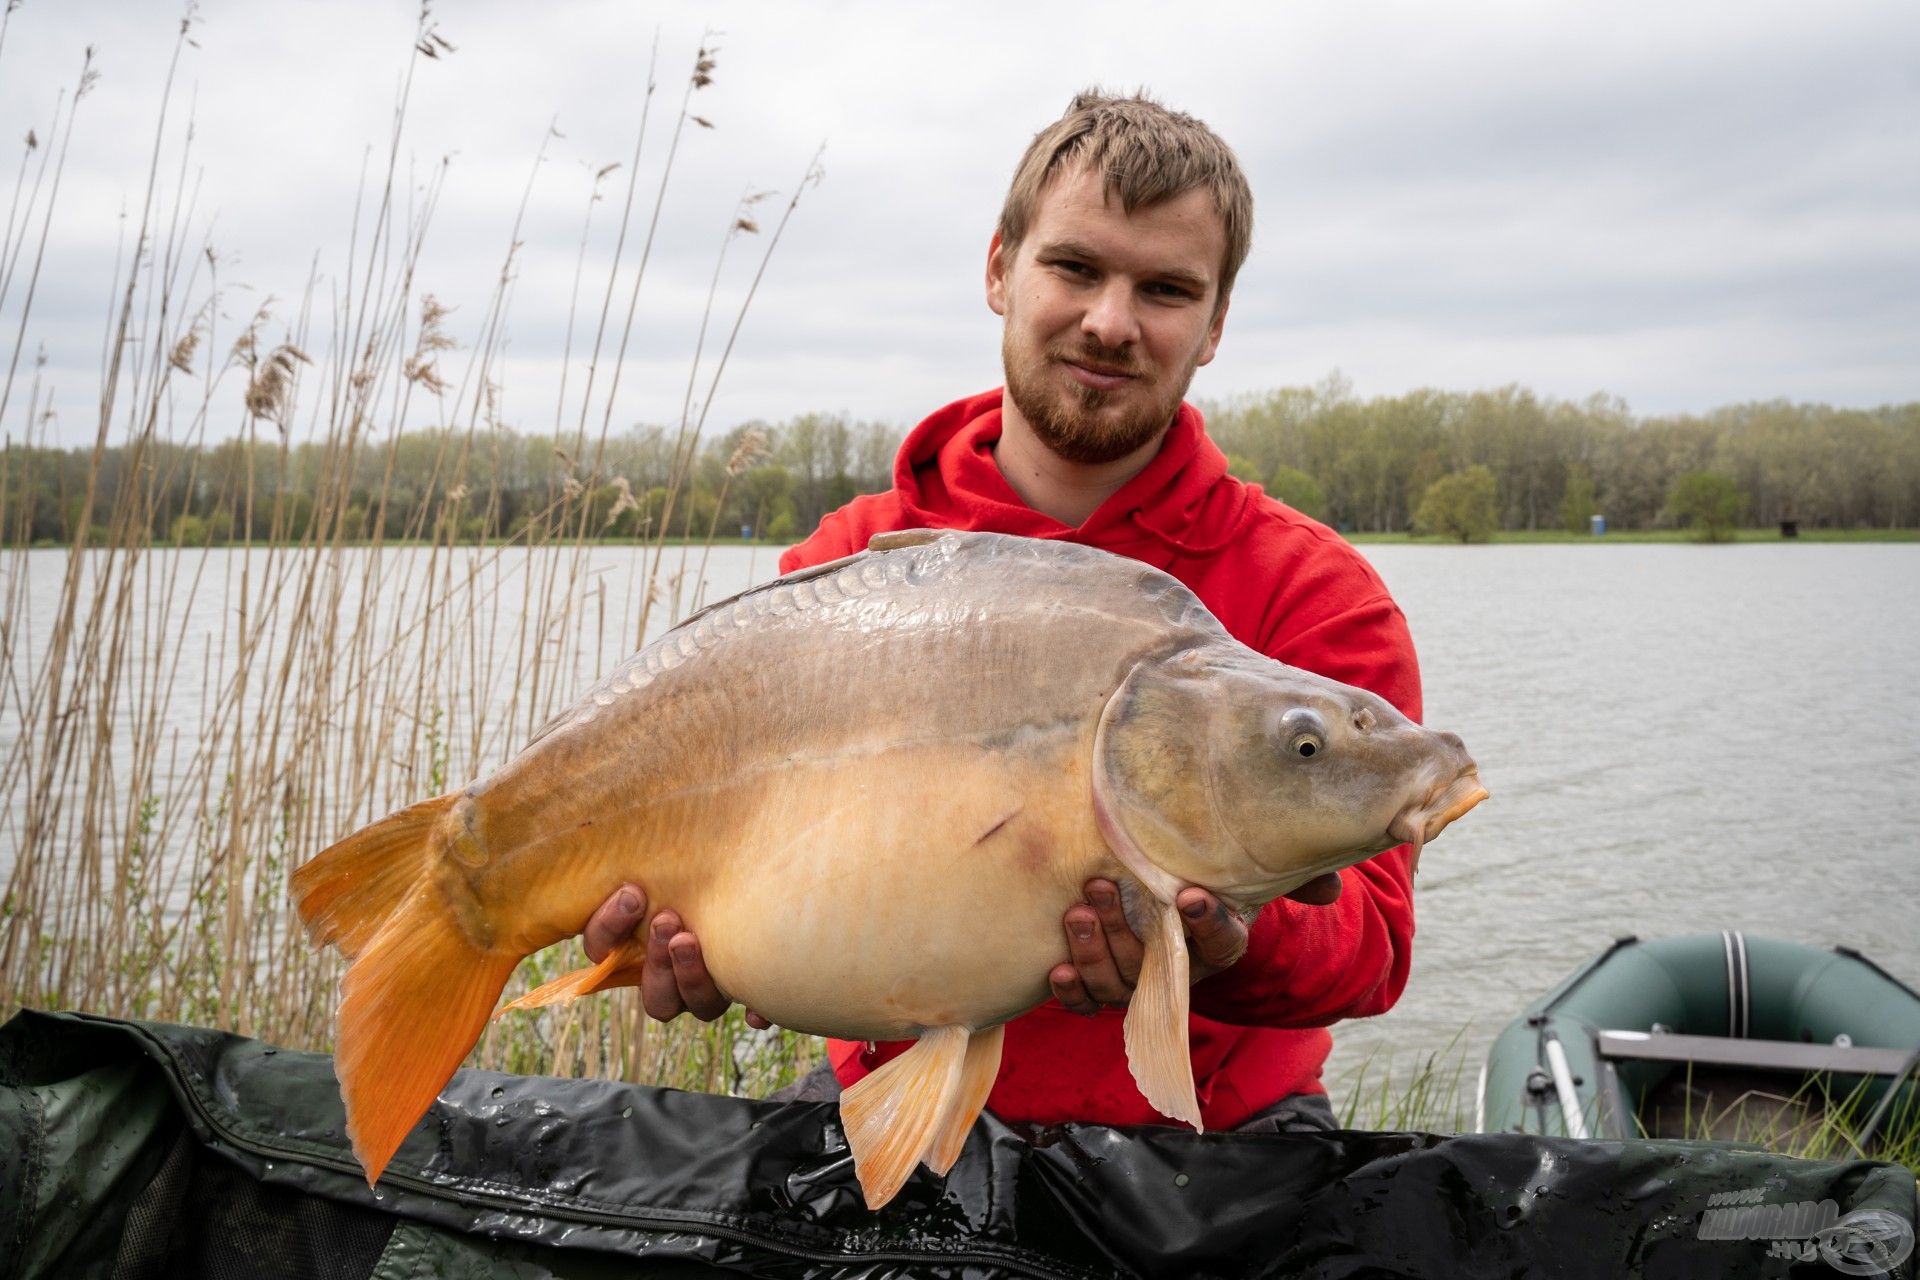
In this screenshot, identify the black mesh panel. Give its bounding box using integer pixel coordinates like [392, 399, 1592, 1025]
[109, 1128, 393, 1280]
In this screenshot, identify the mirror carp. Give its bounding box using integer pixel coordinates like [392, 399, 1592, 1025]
[293, 529, 1486, 1209]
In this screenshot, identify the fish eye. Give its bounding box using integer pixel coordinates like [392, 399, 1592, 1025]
[1275, 709, 1327, 761]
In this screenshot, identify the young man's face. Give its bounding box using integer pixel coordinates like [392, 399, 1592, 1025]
[987, 163, 1230, 466]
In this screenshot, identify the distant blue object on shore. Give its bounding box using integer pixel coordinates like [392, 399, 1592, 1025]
[1590, 514, 1607, 536]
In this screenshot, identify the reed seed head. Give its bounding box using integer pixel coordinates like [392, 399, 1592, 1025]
[243, 343, 311, 422]
[168, 328, 201, 375]
[404, 294, 456, 393]
[602, 477, 639, 529]
[725, 429, 770, 476]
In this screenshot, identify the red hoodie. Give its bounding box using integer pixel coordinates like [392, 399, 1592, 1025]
[780, 389, 1422, 1130]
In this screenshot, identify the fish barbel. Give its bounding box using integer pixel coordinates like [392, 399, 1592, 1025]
[293, 529, 1486, 1208]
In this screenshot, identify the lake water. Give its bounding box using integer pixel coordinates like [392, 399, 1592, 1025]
[5, 541, 1916, 1091]
[1325, 542, 1920, 1087]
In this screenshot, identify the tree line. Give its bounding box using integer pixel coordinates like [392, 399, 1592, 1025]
[5, 382, 1916, 546]
[1206, 378, 1920, 534]
[0, 413, 900, 547]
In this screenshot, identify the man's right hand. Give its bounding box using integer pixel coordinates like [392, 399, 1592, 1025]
[582, 884, 772, 1028]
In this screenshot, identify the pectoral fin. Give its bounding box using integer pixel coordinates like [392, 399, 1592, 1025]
[1123, 900, 1202, 1131]
[495, 936, 648, 1018]
[838, 1025, 969, 1210]
[921, 1024, 1005, 1176]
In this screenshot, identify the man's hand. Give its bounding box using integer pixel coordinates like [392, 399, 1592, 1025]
[1047, 873, 1343, 1016]
[582, 884, 772, 1029]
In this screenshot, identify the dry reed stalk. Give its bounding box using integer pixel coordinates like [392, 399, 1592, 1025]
[0, 7, 818, 1094]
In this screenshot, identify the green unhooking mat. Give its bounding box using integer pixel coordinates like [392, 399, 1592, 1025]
[0, 1010, 1913, 1279]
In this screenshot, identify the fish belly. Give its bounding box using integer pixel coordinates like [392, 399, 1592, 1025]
[673, 737, 1115, 1041]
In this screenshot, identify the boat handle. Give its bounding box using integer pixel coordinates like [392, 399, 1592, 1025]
[1545, 1037, 1590, 1139]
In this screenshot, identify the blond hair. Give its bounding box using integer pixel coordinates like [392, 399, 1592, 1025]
[997, 90, 1254, 311]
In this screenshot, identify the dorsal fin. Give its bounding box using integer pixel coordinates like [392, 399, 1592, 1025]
[867, 528, 947, 552]
[521, 548, 874, 748]
[528, 535, 965, 747]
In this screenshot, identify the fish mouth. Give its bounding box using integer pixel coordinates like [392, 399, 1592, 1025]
[1388, 770, 1489, 873]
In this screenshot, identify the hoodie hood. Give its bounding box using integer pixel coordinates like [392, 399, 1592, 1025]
[891, 389, 1254, 570]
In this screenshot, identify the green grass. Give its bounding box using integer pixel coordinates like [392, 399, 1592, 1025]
[1332, 1042, 1920, 1179]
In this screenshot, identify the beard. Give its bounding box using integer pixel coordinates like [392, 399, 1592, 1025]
[1002, 330, 1196, 466]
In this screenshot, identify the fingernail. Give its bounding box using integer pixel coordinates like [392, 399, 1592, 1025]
[1182, 899, 1207, 920]
[669, 937, 693, 959]
[1071, 920, 1094, 941]
[652, 919, 674, 941]
[1089, 887, 1115, 909]
[616, 889, 640, 915]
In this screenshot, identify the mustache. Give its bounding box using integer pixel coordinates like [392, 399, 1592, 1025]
[1052, 341, 1141, 376]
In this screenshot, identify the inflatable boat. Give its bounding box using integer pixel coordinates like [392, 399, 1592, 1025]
[1479, 932, 1920, 1144]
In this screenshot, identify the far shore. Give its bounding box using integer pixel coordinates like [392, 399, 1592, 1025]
[1343, 528, 1920, 544]
[8, 528, 1919, 552]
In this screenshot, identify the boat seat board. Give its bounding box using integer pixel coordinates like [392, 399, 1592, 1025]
[1597, 1030, 1920, 1077]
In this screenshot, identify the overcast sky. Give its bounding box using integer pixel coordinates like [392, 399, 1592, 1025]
[2, 0, 1915, 447]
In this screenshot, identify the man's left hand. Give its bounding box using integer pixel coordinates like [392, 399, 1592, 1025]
[1048, 873, 1342, 1015]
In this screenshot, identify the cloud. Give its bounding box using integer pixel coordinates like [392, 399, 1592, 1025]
[1, 0, 1914, 447]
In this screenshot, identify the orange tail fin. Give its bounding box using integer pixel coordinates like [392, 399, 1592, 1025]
[293, 795, 453, 959]
[292, 795, 518, 1187]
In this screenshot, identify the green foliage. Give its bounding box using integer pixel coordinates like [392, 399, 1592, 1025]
[1225, 453, 1263, 483]
[1664, 470, 1749, 542]
[1414, 465, 1499, 542]
[1559, 461, 1598, 532]
[1267, 464, 1327, 519]
[169, 513, 208, 545]
[587, 483, 636, 537]
[2, 412, 904, 547]
[9, 388, 1920, 545]
[1203, 385, 1920, 535]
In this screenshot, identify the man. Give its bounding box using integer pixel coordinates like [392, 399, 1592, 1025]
[577, 91, 1421, 1134]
